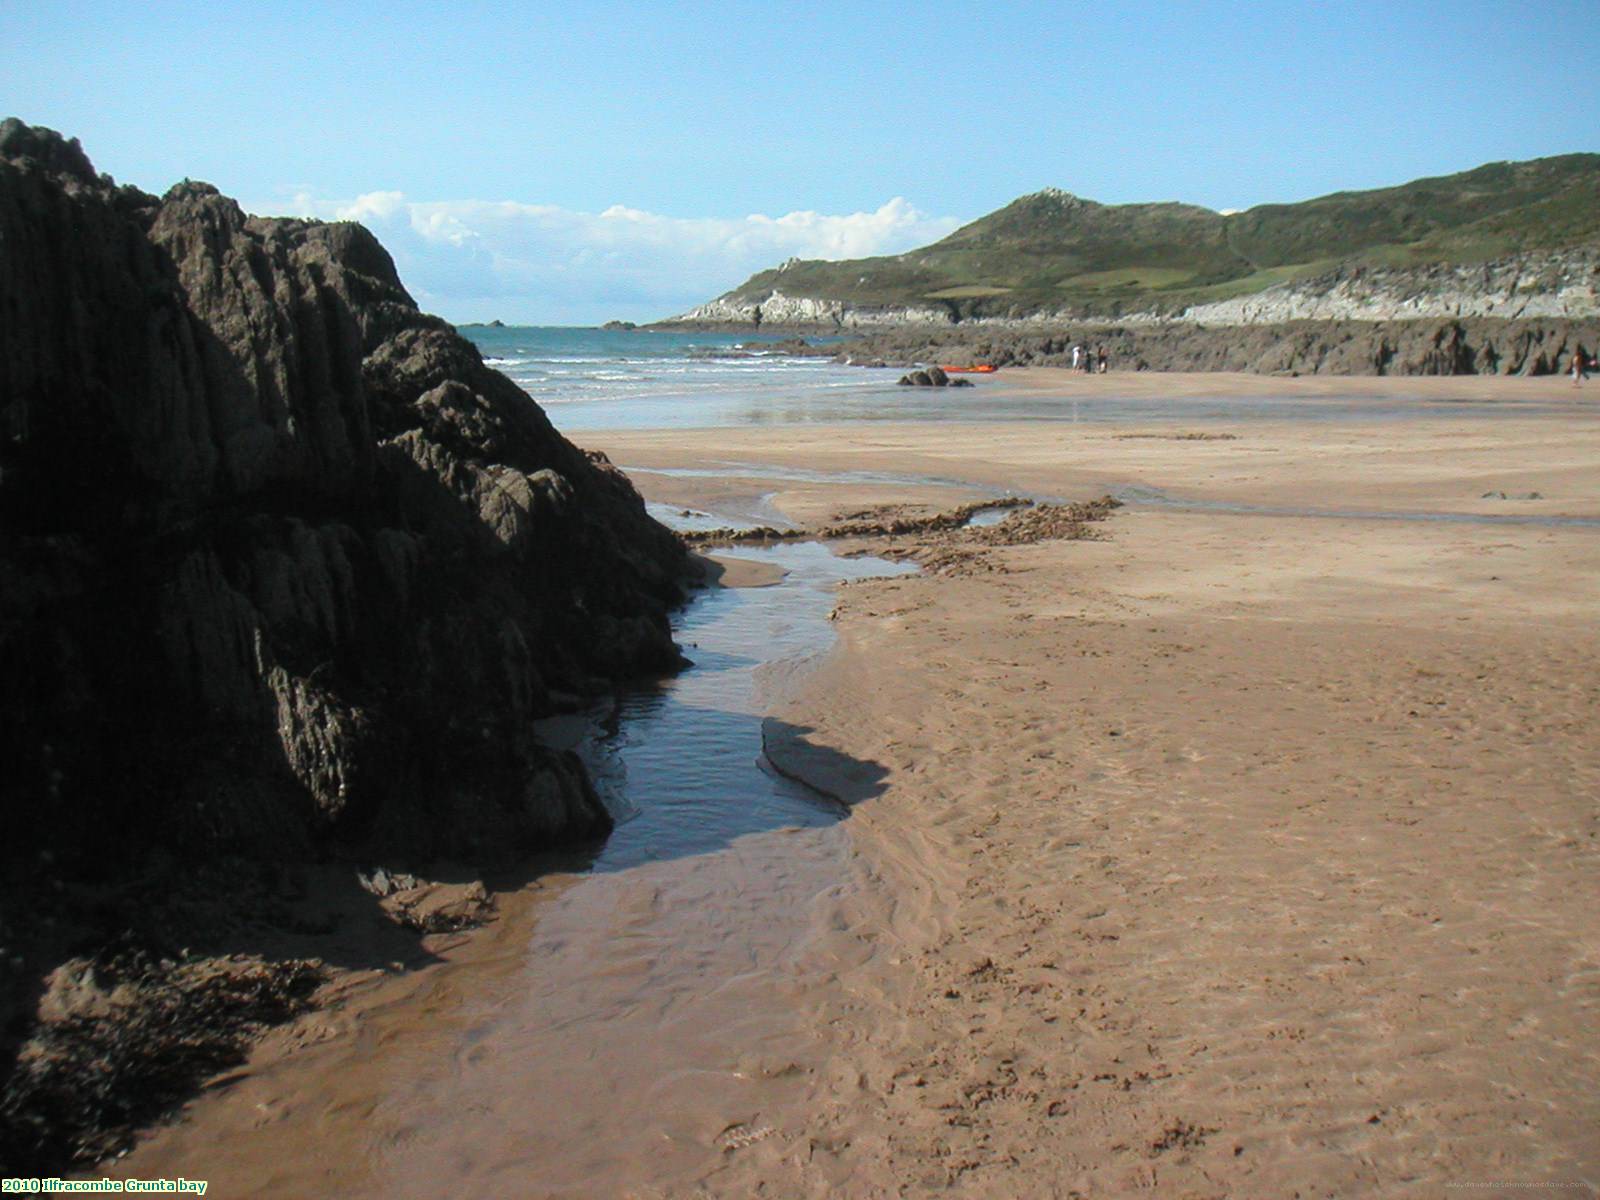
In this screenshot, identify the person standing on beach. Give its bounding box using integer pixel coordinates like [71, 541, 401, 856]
[1071, 344, 1082, 372]
[1096, 346, 1108, 374]
[1573, 347, 1588, 386]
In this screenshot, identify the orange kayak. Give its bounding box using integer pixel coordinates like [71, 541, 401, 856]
[940, 364, 997, 373]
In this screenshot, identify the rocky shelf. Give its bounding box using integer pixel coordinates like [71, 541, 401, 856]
[737, 315, 1594, 377]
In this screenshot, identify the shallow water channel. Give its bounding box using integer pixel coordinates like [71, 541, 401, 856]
[583, 539, 916, 871]
[116, 535, 914, 1197]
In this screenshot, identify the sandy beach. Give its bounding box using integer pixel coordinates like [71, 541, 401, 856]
[998, 365, 1599, 400]
[107, 373, 1599, 1197]
[14, 7, 1600, 1188]
[588, 372, 1600, 1195]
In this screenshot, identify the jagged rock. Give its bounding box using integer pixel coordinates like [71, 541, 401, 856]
[758, 336, 814, 355]
[834, 317, 1594, 377]
[896, 366, 957, 387]
[0, 121, 691, 871]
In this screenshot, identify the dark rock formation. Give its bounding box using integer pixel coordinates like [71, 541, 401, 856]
[758, 336, 814, 354]
[894, 365, 975, 388]
[0, 120, 690, 872]
[897, 366, 950, 387]
[829, 317, 1593, 377]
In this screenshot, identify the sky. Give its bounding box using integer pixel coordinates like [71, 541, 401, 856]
[5, 0, 1597, 324]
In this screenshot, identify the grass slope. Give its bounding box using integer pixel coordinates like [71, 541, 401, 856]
[716, 154, 1600, 319]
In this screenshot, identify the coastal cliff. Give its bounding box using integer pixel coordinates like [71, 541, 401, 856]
[660, 156, 1600, 351]
[670, 250, 1600, 333]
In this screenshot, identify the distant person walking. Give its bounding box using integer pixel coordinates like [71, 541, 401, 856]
[1096, 346, 1108, 374]
[1071, 344, 1082, 372]
[1573, 348, 1589, 386]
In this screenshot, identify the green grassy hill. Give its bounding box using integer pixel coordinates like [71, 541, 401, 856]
[703, 154, 1600, 320]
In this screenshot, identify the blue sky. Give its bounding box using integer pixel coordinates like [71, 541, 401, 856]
[6, 0, 1596, 323]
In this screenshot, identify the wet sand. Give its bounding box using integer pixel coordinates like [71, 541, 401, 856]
[592, 381, 1600, 1194]
[108, 543, 908, 1197]
[110, 376, 1599, 1196]
[996, 365, 1595, 402]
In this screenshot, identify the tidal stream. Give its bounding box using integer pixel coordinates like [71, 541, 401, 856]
[114, 532, 914, 1197]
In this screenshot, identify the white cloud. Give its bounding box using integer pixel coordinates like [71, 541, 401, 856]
[333, 190, 407, 222]
[267, 190, 961, 324]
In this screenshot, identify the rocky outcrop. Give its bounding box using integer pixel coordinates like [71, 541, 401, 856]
[0, 120, 690, 872]
[897, 368, 973, 387]
[814, 316, 1594, 377]
[1179, 250, 1600, 325]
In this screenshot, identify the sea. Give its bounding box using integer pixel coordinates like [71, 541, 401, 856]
[457, 324, 1582, 434]
[458, 324, 886, 432]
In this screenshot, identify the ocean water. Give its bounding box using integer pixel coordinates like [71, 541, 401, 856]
[458, 325, 1584, 433]
[459, 324, 892, 431]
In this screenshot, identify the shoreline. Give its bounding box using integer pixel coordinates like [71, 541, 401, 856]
[649, 313, 1595, 379]
[991, 365, 1596, 399]
[96, 530, 905, 1194]
[87, 374, 1600, 1194]
[10, 556, 766, 1177]
[587, 376, 1600, 1193]
[594, 383, 1600, 528]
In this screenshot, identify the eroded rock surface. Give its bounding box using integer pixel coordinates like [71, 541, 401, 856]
[0, 120, 690, 870]
[809, 315, 1593, 377]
